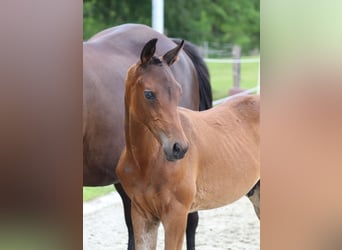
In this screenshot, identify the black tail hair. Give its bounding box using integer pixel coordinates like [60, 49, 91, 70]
[173, 39, 213, 111]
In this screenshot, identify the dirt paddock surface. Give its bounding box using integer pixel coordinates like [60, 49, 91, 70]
[83, 192, 260, 250]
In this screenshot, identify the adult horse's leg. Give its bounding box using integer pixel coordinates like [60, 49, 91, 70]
[114, 183, 135, 250]
[246, 180, 260, 219]
[186, 212, 198, 250]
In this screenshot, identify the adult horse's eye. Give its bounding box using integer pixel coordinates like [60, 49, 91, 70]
[144, 90, 156, 101]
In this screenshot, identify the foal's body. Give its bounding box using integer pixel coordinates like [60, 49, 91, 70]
[117, 39, 259, 249]
[179, 97, 259, 211]
[121, 97, 259, 211]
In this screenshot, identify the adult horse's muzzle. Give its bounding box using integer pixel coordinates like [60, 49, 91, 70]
[163, 141, 189, 161]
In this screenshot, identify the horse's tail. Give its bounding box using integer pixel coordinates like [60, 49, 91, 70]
[173, 39, 213, 111]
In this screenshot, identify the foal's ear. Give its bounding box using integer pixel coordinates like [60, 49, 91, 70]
[140, 38, 158, 65]
[162, 40, 184, 66]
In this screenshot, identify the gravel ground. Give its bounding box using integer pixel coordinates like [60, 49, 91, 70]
[83, 192, 260, 250]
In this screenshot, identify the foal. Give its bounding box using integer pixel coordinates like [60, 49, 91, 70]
[117, 39, 260, 250]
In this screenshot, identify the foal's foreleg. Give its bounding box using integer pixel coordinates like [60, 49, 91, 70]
[162, 205, 189, 250]
[131, 204, 159, 250]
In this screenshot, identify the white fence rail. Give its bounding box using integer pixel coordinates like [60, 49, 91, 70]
[213, 86, 259, 106]
[204, 58, 260, 64]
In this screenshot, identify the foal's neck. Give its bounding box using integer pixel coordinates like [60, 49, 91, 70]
[124, 104, 160, 169]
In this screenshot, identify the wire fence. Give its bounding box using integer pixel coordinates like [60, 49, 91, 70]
[204, 56, 260, 106]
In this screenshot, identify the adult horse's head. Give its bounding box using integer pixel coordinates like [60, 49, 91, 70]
[125, 38, 189, 161]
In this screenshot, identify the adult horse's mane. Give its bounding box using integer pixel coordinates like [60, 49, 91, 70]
[173, 39, 212, 111]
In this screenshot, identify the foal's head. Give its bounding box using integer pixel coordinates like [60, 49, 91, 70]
[125, 38, 189, 161]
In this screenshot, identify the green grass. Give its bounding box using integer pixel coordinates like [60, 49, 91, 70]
[83, 185, 115, 202]
[83, 56, 259, 202]
[207, 57, 260, 100]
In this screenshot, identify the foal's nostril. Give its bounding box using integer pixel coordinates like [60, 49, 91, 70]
[172, 142, 188, 159]
[173, 143, 181, 154]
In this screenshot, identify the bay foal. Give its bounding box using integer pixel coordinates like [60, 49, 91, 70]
[117, 39, 260, 250]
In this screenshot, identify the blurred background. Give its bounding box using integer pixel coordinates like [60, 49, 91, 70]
[84, 0, 259, 56]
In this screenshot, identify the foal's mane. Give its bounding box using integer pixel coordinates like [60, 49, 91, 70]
[141, 56, 163, 67]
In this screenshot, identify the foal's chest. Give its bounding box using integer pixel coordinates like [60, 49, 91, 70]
[131, 183, 173, 220]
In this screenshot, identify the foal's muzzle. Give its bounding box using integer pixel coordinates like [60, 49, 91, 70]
[164, 142, 189, 161]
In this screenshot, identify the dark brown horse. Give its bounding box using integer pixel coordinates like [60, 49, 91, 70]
[116, 39, 260, 249]
[83, 24, 212, 249]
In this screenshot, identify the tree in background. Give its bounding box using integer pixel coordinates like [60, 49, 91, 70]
[84, 0, 151, 39]
[83, 0, 259, 54]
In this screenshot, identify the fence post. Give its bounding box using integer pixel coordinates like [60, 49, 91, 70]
[203, 41, 208, 58]
[228, 45, 243, 96]
[232, 45, 241, 88]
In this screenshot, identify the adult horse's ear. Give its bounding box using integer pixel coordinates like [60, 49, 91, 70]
[162, 40, 184, 66]
[140, 38, 158, 65]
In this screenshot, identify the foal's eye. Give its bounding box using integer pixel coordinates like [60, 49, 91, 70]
[144, 90, 156, 101]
